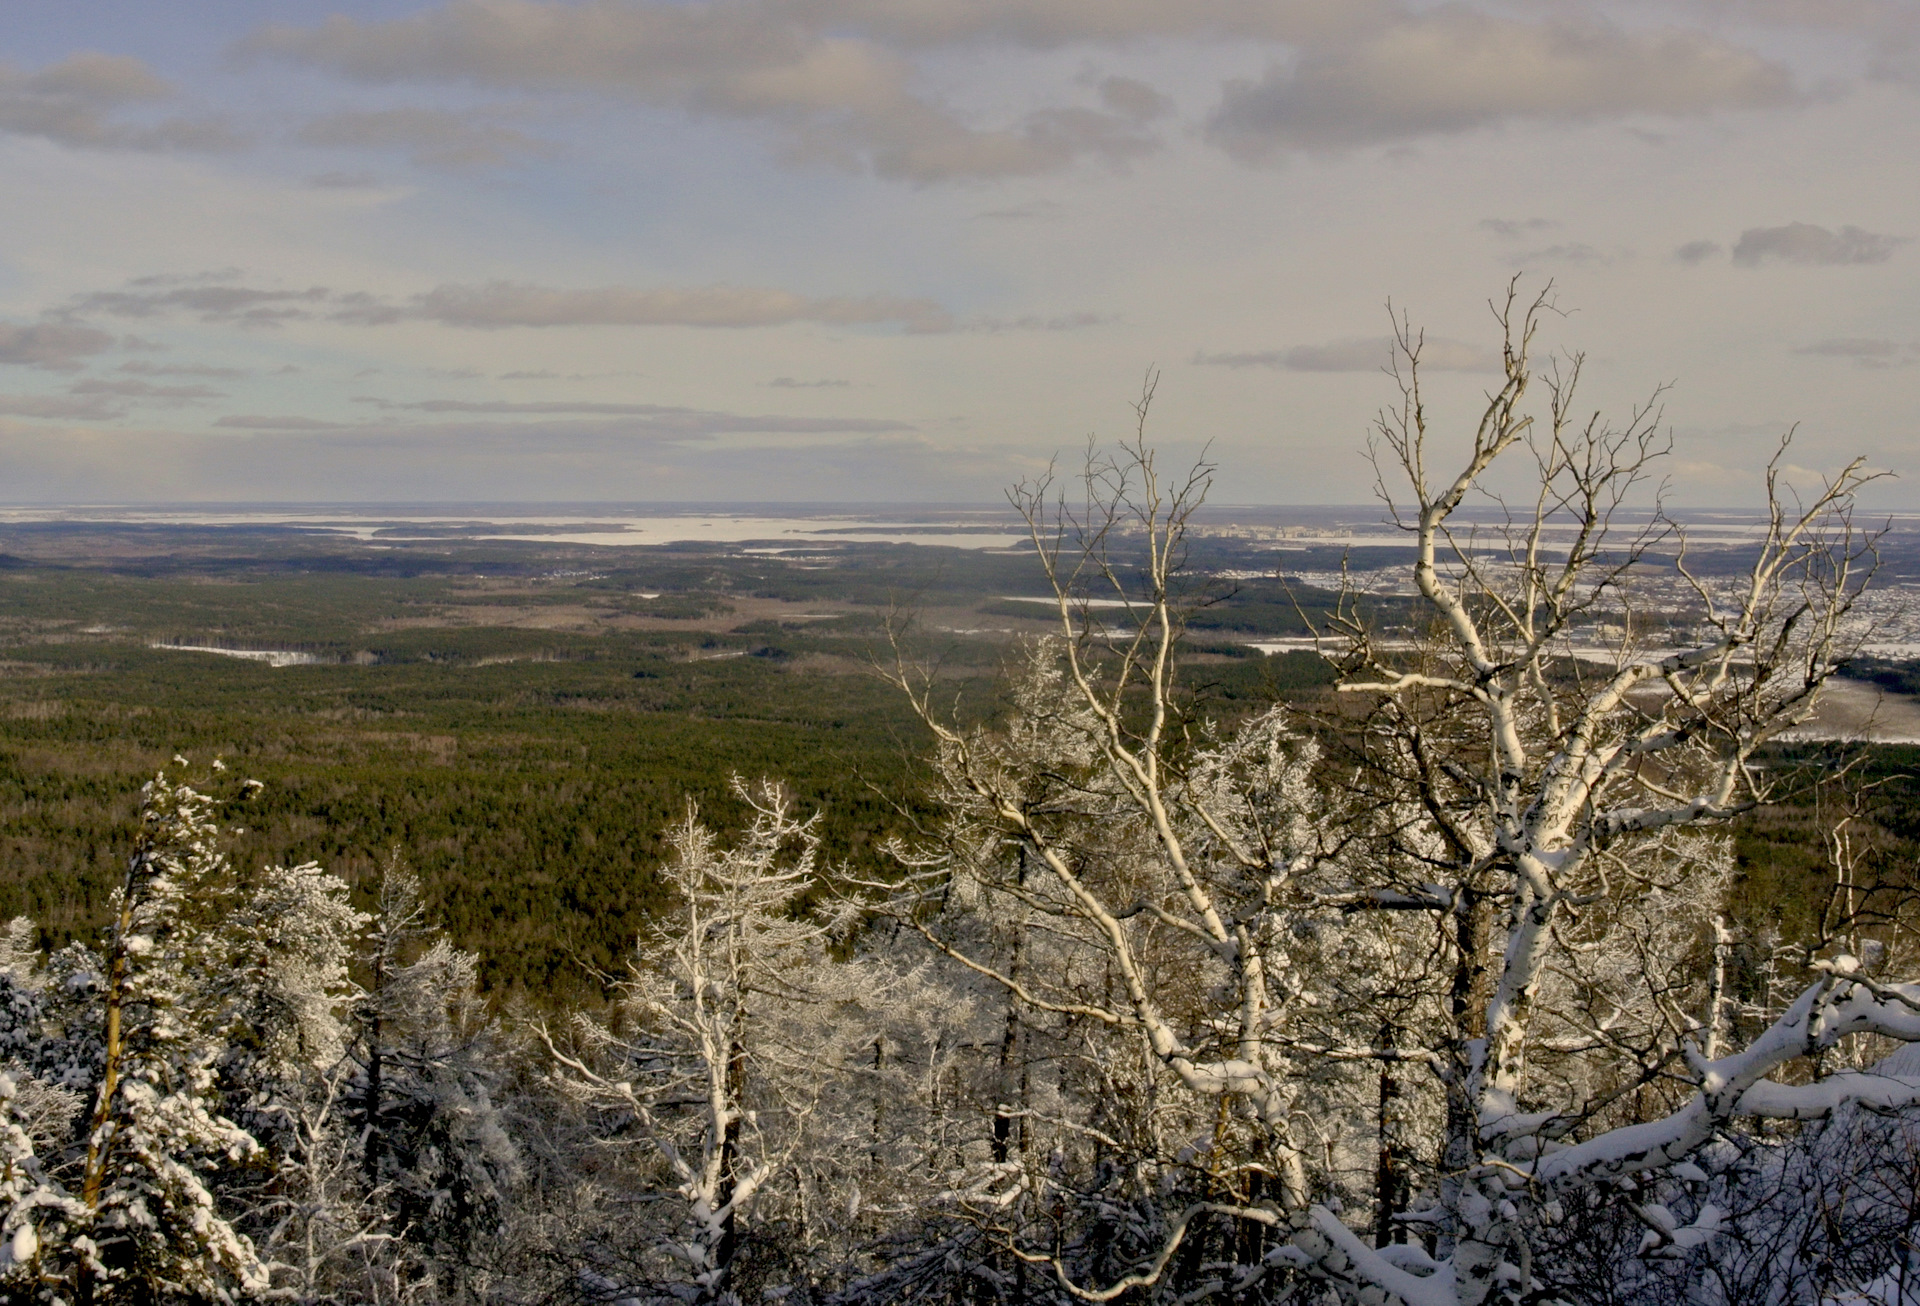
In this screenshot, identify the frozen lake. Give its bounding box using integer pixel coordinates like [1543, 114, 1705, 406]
[0, 505, 1032, 551]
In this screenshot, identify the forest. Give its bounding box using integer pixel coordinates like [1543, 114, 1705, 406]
[5, 298, 1920, 1305]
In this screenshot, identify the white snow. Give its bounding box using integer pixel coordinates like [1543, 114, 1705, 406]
[150, 645, 322, 668]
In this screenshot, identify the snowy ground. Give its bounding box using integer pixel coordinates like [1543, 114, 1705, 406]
[1781, 677, 1920, 745]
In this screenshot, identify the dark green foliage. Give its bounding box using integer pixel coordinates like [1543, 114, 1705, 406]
[0, 552, 954, 1002]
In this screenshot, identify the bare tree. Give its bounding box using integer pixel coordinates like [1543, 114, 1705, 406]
[879, 382, 1354, 1299]
[879, 284, 1920, 1306]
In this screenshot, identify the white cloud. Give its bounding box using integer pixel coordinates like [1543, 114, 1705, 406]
[242, 2, 1161, 181]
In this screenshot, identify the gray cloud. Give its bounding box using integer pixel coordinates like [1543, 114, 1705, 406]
[396, 281, 953, 331]
[0, 322, 116, 370]
[1206, 10, 1795, 158]
[298, 107, 557, 169]
[790, 0, 1390, 49]
[1517, 242, 1614, 267]
[767, 376, 850, 388]
[1674, 239, 1722, 264]
[973, 200, 1064, 221]
[242, 2, 1159, 181]
[1480, 217, 1557, 239]
[1793, 337, 1919, 368]
[61, 277, 951, 333]
[1097, 75, 1171, 121]
[0, 417, 994, 502]
[214, 416, 350, 431]
[1731, 222, 1909, 267]
[1193, 335, 1499, 372]
[309, 169, 383, 188]
[70, 378, 226, 401]
[117, 361, 250, 379]
[351, 395, 913, 433]
[0, 52, 243, 152]
[66, 284, 333, 324]
[0, 393, 126, 420]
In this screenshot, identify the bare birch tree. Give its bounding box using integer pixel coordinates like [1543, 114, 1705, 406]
[880, 283, 1920, 1305]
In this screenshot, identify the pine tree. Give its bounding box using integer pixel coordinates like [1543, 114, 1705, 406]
[347, 863, 520, 1292]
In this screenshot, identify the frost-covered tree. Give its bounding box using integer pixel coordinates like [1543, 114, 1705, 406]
[879, 398, 1366, 1298]
[60, 770, 271, 1302]
[878, 285, 1920, 1305]
[0, 770, 388, 1303]
[547, 779, 874, 1306]
[345, 862, 520, 1294]
[1262, 282, 1920, 1306]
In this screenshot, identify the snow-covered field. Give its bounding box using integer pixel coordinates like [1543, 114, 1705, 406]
[150, 644, 323, 668]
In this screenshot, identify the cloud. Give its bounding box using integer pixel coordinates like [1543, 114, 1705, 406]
[1097, 75, 1171, 121]
[298, 107, 557, 169]
[241, 2, 1159, 180]
[1674, 239, 1722, 264]
[64, 284, 333, 325]
[0, 322, 116, 370]
[1731, 222, 1909, 267]
[963, 311, 1110, 333]
[0, 52, 243, 151]
[393, 281, 953, 331]
[67, 277, 941, 333]
[309, 169, 384, 188]
[1516, 242, 1613, 267]
[70, 379, 226, 401]
[0, 393, 125, 420]
[1793, 338, 1919, 368]
[351, 395, 913, 433]
[0, 416, 991, 502]
[767, 376, 850, 388]
[1206, 10, 1795, 158]
[791, 0, 1388, 49]
[1480, 217, 1557, 239]
[1193, 335, 1499, 372]
[59, 273, 1071, 339]
[973, 200, 1064, 221]
[214, 415, 350, 431]
[117, 361, 250, 379]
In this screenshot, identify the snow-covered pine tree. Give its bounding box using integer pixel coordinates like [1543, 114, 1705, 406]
[346, 861, 520, 1293]
[203, 851, 372, 1300]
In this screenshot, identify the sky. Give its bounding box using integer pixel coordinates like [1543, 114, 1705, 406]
[0, 0, 1915, 505]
